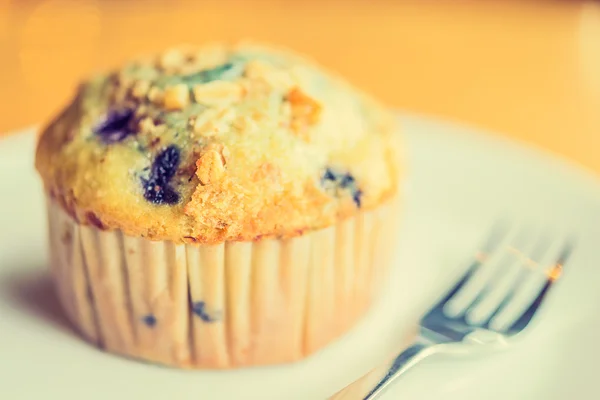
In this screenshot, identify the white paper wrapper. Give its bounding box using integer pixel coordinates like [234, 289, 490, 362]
[46, 197, 399, 368]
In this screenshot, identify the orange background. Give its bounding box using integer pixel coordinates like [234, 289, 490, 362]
[1, 0, 600, 172]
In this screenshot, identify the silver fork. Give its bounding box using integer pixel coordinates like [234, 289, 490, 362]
[332, 223, 574, 400]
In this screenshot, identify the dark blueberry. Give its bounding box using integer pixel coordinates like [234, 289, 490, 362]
[320, 167, 362, 208]
[93, 109, 134, 144]
[192, 301, 219, 323]
[151, 145, 180, 184]
[352, 189, 363, 208]
[142, 181, 180, 205]
[141, 145, 181, 205]
[181, 63, 236, 86]
[321, 168, 337, 184]
[339, 173, 355, 188]
[142, 314, 157, 327]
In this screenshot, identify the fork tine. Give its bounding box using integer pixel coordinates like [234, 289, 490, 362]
[474, 228, 551, 328]
[431, 222, 507, 303]
[428, 221, 510, 312]
[442, 222, 513, 318]
[426, 223, 506, 309]
[506, 239, 575, 334]
[507, 278, 553, 333]
[434, 263, 479, 307]
[555, 237, 575, 268]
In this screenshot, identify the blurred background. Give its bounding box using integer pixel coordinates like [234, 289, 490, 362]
[1, 0, 599, 171]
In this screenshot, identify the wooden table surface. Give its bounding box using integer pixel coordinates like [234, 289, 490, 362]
[2, 0, 599, 173]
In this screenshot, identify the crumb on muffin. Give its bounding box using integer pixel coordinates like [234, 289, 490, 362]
[35, 41, 401, 244]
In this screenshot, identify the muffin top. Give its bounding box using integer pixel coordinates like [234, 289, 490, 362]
[36, 41, 401, 244]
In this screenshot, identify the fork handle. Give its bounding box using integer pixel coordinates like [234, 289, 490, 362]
[362, 340, 435, 400]
[361, 330, 511, 399]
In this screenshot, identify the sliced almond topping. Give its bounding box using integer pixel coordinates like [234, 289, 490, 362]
[244, 60, 294, 90]
[138, 117, 156, 134]
[287, 87, 321, 123]
[148, 86, 164, 105]
[191, 108, 234, 138]
[130, 80, 151, 99]
[232, 115, 259, 134]
[244, 60, 273, 79]
[239, 77, 272, 98]
[163, 84, 190, 111]
[196, 149, 226, 185]
[192, 80, 244, 107]
[286, 87, 322, 140]
[193, 118, 219, 138]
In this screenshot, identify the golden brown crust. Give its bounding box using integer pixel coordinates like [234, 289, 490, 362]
[35, 41, 401, 244]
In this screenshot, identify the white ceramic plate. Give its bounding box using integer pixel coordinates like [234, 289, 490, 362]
[1, 113, 600, 400]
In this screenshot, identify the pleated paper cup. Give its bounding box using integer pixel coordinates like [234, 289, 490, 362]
[46, 196, 399, 369]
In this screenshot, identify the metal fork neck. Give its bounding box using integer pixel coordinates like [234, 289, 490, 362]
[362, 339, 434, 400]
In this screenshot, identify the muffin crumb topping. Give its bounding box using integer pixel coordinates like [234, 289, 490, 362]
[286, 87, 321, 141]
[35, 41, 399, 243]
[191, 107, 234, 138]
[196, 148, 226, 185]
[163, 84, 190, 111]
[192, 80, 244, 107]
[130, 80, 151, 100]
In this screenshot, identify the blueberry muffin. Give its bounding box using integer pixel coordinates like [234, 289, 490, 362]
[35, 41, 402, 368]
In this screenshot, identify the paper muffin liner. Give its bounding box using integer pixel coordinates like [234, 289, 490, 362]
[46, 197, 399, 368]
